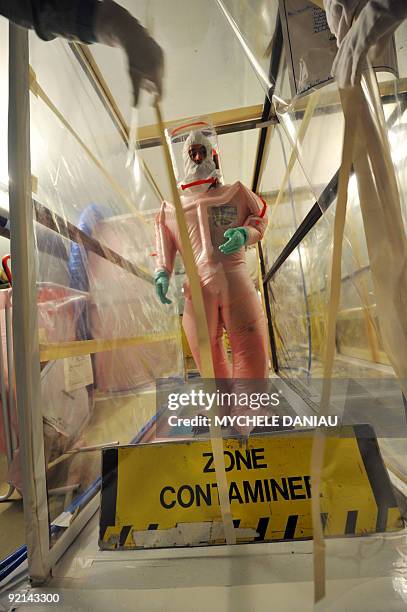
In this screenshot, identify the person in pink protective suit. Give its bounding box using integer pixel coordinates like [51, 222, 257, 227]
[154, 128, 269, 432]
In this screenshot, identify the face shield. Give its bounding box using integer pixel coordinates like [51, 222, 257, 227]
[165, 120, 223, 194]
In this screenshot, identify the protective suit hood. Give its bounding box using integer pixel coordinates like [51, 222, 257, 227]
[181, 131, 221, 193]
[165, 119, 223, 194]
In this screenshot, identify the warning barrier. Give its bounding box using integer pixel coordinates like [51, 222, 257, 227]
[99, 425, 403, 549]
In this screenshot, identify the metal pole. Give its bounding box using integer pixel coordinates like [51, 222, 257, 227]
[8, 24, 50, 581]
[252, 14, 283, 373]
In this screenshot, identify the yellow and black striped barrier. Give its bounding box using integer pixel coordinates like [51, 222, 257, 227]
[99, 425, 403, 550]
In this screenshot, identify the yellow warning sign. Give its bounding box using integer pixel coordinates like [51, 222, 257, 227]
[99, 425, 403, 549]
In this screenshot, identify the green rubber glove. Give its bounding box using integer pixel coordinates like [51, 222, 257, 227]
[154, 269, 172, 304]
[219, 227, 248, 255]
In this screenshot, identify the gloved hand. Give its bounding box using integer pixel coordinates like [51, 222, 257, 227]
[95, 0, 164, 106]
[324, 0, 366, 46]
[154, 269, 172, 305]
[331, 0, 407, 88]
[219, 228, 248, 255]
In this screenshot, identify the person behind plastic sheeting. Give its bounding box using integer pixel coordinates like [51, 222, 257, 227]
[324, 0, 407, 88]
[0, 0, 163, 105]
[154, 125, 270, 435]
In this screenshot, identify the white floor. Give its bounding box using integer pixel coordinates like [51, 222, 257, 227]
[3, 512, 407, 612]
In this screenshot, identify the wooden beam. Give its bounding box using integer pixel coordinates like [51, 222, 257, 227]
[40, 331, 178, 362]
[293, 77, 407, 113]
[137, 105, 264, 144]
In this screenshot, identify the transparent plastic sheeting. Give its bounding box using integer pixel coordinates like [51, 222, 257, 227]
[95, 0, 271, 139]
[0, 0, 275, 567]
[261, 30, 407, 384]
[0, 31, 186, 552]
[251, 16, 407, 605]
[256, 15, 407, 603]
[218, 0, 278, 79]
[214, 0, 277, 95]
[263, 168, 396, 381]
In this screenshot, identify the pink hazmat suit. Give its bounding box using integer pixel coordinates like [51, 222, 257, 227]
[154, 180, 269, 380]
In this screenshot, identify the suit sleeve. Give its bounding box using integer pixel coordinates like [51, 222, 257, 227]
[154, 204, 177, 275]
[238, 182, 268, 246]
[0, 0, 99, 43]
